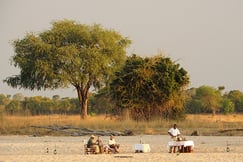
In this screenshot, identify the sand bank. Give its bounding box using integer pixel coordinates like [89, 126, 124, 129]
[0, 135, 242, 162]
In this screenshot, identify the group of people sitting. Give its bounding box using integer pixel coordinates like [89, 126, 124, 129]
[87, 134, 120, 154]
[87, 124, 184, 154]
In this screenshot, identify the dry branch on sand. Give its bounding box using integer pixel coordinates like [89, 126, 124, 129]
[30, 125, 134, 136]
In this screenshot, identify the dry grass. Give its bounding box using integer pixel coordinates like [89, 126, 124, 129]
[186, 114, 243, 122]
[0, 114, 243, 136]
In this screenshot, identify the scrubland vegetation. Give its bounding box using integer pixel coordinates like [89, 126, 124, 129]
[0, 114, 242, 136]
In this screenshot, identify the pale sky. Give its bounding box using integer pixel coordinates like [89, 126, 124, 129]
[1, 0, 243, 98]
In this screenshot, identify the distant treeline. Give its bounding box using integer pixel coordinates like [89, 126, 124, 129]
[0, 86, 243, 117]
[0, 93, 114, 116]
[185, 86, 243, 114]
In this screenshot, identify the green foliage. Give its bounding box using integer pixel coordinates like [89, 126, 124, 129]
[5, 100, 22, 114]
[2, 94, 80, 115]
[69, 98, 80, 114]
[0, 92, 101, 116]
[52, 95, 60, 101]
[185, 99, 206, 113]
[109, 54, 189, 120]
[220, 98, 235, 114]
[225, 90, 243, 112]
[90, 89, 118, 115]
[4, 20, 131, 118]
[195, 86, 222, 115]
[22, 96, 52, 115]
[185, 86, 222, 115]
[185, 86, 243, 114]
[57, 98, 71, 114]
[0, 94, 11, 106]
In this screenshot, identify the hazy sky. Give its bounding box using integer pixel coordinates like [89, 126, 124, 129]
[1, 0, 243, 98]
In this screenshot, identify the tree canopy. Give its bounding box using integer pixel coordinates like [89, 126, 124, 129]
[195, 86, 222, 115]
[4, 20, 131, 118]
[185, 86, 237, 115]
[109, 54, 189, 120]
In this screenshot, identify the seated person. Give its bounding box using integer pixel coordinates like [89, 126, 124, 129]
[87, 135, 99, 153]
[108, 135, 120, 153]
[96, 135, 104, 153]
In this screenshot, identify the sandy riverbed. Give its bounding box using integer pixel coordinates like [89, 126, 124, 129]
[0, 135, 242, 162]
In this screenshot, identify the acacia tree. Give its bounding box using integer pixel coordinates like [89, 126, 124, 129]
[110, 54, 189, 120]
[4, 20, 131, 119]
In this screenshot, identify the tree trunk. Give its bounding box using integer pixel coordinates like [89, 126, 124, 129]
[76, 86, 89, 119]
[212, 108, 216, 117]
[81, 97, 88, 119]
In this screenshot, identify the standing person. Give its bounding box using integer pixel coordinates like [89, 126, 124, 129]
[168, 124, 181, 153]
[168, 124, 181, 140]
[87, 135, 100, 154]
[108, 135, 120, 153]
[96, 136, 104, 153]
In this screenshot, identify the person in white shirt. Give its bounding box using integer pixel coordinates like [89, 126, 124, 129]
[168, 124, 180, 140]
[168, 124, 181, 153]
[108, 135, 120, 153]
